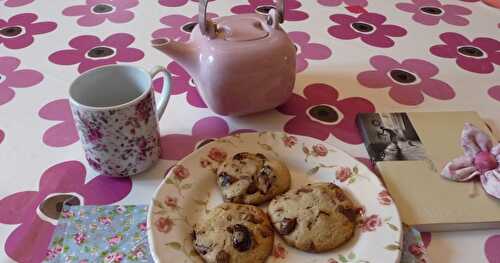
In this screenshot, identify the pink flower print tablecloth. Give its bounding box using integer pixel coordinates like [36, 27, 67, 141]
[0, 0, 499, 262]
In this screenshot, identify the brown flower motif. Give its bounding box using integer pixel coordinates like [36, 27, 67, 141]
[155, 217, 174, 234]
[208, 147, 227, 163]
[164, 196, 178, 208]
[360, 214, 382, 232]
[282, 135, 298, 148]
[173, 165, 189, 180]
[312, 144, 328, 156]
[377, 190, 392, 205]
[336, 166, 352, 182]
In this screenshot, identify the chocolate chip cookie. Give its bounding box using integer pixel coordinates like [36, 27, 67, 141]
[192, 203, 274, 263]
[268, 183, 357, 252]
[216, 152, 291, 205]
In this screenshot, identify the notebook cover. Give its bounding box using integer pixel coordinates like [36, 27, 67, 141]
[358, 111, 500, 232]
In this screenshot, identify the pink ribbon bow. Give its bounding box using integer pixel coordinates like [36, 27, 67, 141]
[441, 123, 500, 199]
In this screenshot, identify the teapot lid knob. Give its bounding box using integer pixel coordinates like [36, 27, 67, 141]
[276, 0, 284, 23]
[198, 0, 217, 38]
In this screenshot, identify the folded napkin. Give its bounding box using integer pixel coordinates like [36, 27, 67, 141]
[44, 205, 429, 263]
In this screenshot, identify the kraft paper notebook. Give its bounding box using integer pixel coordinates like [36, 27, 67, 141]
[357, 111, 500, 232]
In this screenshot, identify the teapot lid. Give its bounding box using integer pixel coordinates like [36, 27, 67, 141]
[216, 16, 269, 42]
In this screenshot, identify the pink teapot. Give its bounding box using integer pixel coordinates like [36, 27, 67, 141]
[152, 0, 296, 116]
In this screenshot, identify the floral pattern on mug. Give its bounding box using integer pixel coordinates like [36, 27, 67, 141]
[0, 161, 132, 263]
[2, 0, 34, 7]
[277, 83, 375, 144]
[0, 129, 4, 144]
[63, 0, 139, 27]
[159, 0, 215, 7]
[39, 99, 79, 147]
[328, 12, 407, 48]
[72, 91, 160, 177]
[357, 55, 455, 105]
[231, 0, 309, 21]
[154, 62, 207, 108]
[0, 13, 56, 49]
[152, 13, 218, 42]
[282, 134, 298, 148]
[396, 0, 472, 26]
[49, 33, 144, 73]
[0, 56, 43, 106]
[377, 190, 392, 205]
[159, 116, 254, 160]
[318, 0, 368, 7]
[430, 32, 500, 74]
[289, 31, 332, 73]
[155, 216, 174, 234]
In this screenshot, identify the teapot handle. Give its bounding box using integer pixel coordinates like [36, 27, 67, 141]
[198, 0, 217, 38]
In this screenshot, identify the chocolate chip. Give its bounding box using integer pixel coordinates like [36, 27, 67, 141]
[242, 213, 263, 224]
[259, 227, 273, 238]
[337, 206, 357, 222]
[216, 250, 230, 263]
[232, 224, 252, 252]
[191, 230, 196, 241]
[319, 210, 330, 216]
[296, 187, 313, 194]
[308, 241, 316, 251]
[278, 218, 297, 235]
[256, 173, 272, 194]
[227, 226, 234, 233]
[335, 189, 346, 202]
[218, 172, 237, 187]
[194, 242, 211, 255]
[233, 152, 250, 160]
[307, 221, 313, 230]
[275, 207, 284, 212]
[246, 182, 258, 194]
[226, 215, 232, 221]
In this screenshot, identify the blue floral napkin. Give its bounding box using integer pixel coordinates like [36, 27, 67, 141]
[44, 205, 429, 263]
[43, 205, 152, 263]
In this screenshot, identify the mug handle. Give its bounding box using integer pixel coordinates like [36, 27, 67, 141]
[149, 66, 172, 119]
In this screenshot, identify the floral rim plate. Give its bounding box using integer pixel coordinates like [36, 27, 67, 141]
[148, 132, 402, 263]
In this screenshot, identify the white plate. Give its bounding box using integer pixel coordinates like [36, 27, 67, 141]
[148, 132, 402, 263]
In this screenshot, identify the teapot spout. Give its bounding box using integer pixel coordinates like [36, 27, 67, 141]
[151, 38, 198, 75]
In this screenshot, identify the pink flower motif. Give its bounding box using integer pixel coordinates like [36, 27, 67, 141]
[430, 32, 500, 74]
[0, 129, 4, 144]
[0, 13, 56, 49]
[61, 209, 75, 218]
[312, 144, 328, 156]
[282, 134, 298, 148]
[2, 0, 34, 7]
[173, 165, 190, 180]
[38, 99, 79, 147]
[105, 252, 124, 263]
[0, 161, 131, 263]
[328, 259, 340, 263]
[153, 62, 207, 108]
[152, 13, 218, 42]
[107, 234, 123, 246]
[336, 166, 352, 182]
[0, 56, 43, 106]
[155, 216, 174, 233]
[208, 147, 227, 163]
[49, 33, 144, 73]
[377, 190, 392, 205]
[160, 116, 254, 160]
[409, 243, 425, 257]
[164, 196, 178, 208]
[318, 0, 368, 7]
[485, 235, 500, 263]
[98, 216, 113, 225]
[277, 83, 375, 143]
[288, 31, 332, 73]
[63, 0, 139, 27]
[396, 0, 471, 26]
[357, 55, 455, 105]
[159, 0, 214, 7]
[328, 12, 407, 48]
[138, 222, 147, 232]
[231, 0, 309, 21]
[360, 214, 382, 232]
[273, 243, 287, 258]
[45, 245, 63, 260]
[488, 85, 500, 102]
[73, 232, 86, 245]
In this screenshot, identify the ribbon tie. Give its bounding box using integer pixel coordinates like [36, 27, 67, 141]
[441, 123, 500, 199]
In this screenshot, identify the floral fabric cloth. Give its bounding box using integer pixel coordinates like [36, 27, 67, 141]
[43, 205, 428, 263]
[44, 205, 152, 263]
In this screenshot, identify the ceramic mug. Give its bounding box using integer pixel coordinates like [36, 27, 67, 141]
[69, 65, 171, 177]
